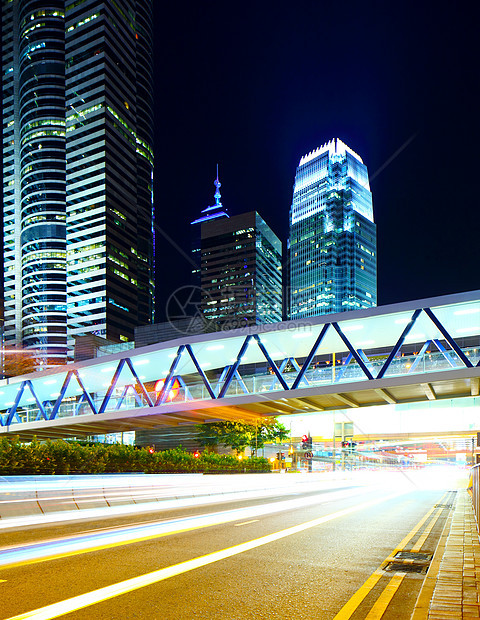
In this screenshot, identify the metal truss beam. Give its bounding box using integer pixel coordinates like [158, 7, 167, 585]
[292, 324, 330, 390]
[377, 309, 422, 379]
[185, 344, 216, 399]
[71, 370, 98, 416]
[253, 335, 289, 391]
[332, 323, 373, 380]
[155, 345, 186, 405]
[407, 340, 432, 374]
[218, 336, 252, 398]
[115, 385, 144, 410]
[423, 307, 473, 368]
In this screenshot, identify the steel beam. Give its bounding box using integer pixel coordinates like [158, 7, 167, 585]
[333, 393, 359, 408]
[292, 324, 330, 390]
[377, 309, 422, 379]
[185, 344, 216, 399]
[155, 345, 186, 405]
[332, 323, 374, 380]
[218, 336, 252, 398]
[253, 335, 289, 391]
[374, 388, 397, 404]
[424, 307, 473, 368]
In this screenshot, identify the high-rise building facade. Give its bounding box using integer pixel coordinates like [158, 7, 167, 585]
[201, 211, 282, 329]
[2, 0, 154, 365]
[288, 138, 376, 319]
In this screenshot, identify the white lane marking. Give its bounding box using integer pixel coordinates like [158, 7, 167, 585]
[5, 491, 406, 620]
[233, 520, 259, 526]
[0, 486, 374, 568]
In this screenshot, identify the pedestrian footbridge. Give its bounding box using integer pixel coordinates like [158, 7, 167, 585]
[1, 290, 480, 440]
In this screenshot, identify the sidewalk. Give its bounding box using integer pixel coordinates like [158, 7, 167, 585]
[412, 488, 480, 619]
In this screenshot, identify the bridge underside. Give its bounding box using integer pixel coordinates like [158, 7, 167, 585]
[5, 367, 479, 441]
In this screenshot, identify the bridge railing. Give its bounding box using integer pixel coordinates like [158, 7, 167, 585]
[470, 464, 480, 533]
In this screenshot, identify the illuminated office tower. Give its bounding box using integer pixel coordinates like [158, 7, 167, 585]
[288, 139, 376, 318]
[201, 212, 282, 328]
[2, 1, 154, 364]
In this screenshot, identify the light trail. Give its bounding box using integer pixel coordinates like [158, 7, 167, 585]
[0, 486, 380, 569]
[0, 476, 368, 531]
[4, 491, 407, 620]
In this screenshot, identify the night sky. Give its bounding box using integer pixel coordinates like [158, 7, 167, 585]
[157, 2, 478, 319]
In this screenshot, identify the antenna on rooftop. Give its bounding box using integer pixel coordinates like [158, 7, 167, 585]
[214, 163, 221, 206]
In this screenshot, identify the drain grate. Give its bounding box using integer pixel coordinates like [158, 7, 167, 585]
[434, 503, 453, 509]
[394, 552, 432, 563]
[385, 562, 428, 574]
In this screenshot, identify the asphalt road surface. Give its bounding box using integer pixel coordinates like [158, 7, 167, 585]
[0, 470, 460, 619]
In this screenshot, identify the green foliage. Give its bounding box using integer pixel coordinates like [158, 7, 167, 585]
[195, 419, 289, 455]
[0, 436, 271, 474]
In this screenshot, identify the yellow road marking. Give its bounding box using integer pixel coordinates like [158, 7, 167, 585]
[333, 491, 449, 620]
[332, 573, 383, 620]
[410, 508, 443, 552]
[378, 491, 448, 569]
[5, 492, 405, 620]
[234, 520, 259, 526]
[364, 573, 406, 619]
[411, 494, 456, 620]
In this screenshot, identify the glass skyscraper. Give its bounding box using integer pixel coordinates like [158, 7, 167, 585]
[288, 138, 376, 318]
[2, 0, 154, 365]
[201, 211, 282, 329]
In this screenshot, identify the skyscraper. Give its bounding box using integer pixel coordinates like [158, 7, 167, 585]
[288, 138, 376, 319]
[2, 0, 154, 365]
[201, 211, 282, 329]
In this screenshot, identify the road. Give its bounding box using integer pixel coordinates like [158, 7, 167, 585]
[0, 470, 461, 619]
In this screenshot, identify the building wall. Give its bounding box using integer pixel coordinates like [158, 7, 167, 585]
[2, 0, 155, 365]
[65, 0, 154, 346]
[289, 139, 376, 319]
[201, 211, 282, 329]
[2, 1, 67, 365]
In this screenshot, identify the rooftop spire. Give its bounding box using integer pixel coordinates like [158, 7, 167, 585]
[190, 164, 229, 225]
[214, 164, 222, 207]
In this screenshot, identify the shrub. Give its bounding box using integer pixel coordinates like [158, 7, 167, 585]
[0, 437, 271, 474]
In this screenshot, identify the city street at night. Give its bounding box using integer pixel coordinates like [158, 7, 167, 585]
[0, 470, 462, 619]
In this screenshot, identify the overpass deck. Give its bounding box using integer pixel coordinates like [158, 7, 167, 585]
[1, 290, 480, 439]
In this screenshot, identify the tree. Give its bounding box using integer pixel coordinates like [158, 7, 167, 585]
[2, 348, 39, 378]
[195, 419, 289, 455]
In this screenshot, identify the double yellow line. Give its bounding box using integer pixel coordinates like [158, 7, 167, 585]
[333, 491, 452, 620]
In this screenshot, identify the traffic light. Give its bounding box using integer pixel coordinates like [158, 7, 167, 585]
[301, 435, 312, 449]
